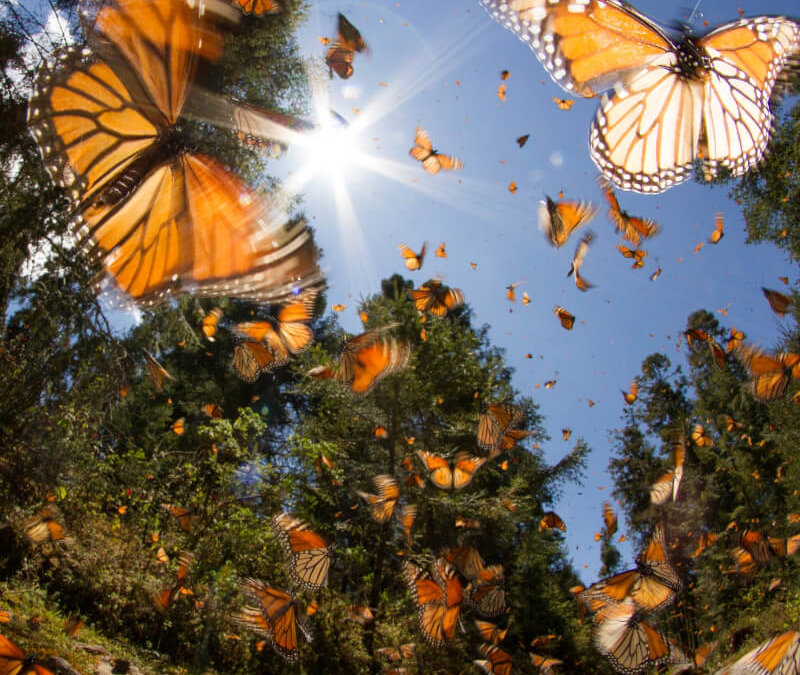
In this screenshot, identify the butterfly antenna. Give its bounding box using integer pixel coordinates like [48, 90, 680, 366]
[687, 0, 702, 24]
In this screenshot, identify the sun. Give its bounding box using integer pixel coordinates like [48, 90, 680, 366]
[304, 122, 360, 174]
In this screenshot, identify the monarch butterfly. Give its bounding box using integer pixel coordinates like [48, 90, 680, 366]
[308, 325, 411, 395]
[561, 428, 572, 442]
[442, 545, 486, 579]
[161, 503, 195, 532]
[201, 308, 223, 341]
[553, 97, 574, 110]
[356, 475, 399, 522]
[592, 600, 670, 675]
[580, 523, 680, 614]
[739, 529, 774, 564]
[346, 604, 374, 625]
[270, 512, 333, 592]
[465, 566, 506, 618]
[709, 213, 725, 244]
[649, 434, 685, 505]
[233, 289, 318, 379]
[416, 450, 486, 490]
[476, 404, 524, 454]
[455, 516, 481, 529]
[0, 634, 54, 675]
[530, 653, 563, 675]
[24, 505, 73, 545]
[397, 505, 417, 547]
[476, 619, 510, 645]
[482, 0, 800, 193]
[516, 134, 530, 148]
[539, 512, 567, 532]
[727, 546, 759, 576]
[233, 578, 312, 662]
[762, 287, 795, 316]
[568, 231, 594, 291]
[622, 380, 638, 405]
[435, 242, 447, 258]
[63, 615, 83, 637]
[603, 502, 617, 536]
[153, 551, 193, 611]
[768, 534, 800, 557]
[28, 0, 320, 306]
[539, 196, 598, 248]
[717, 631, 800, 675]
[231, 0, 280, 15]
[335, 12, 369, 53]
[404, 559, 462, 647]
[553, 306, 575, 330]
[474, 643, 513, 675]
[201, 403, 222, 419]
[599, 179, 660, 246]
[409, 127, 464, 174]
[735, 343, 800, 402]
[171, 417, 186, 436]
[650, 267, 661, 282]
[376, 644, 416, 661]
[144, 351, 174, 392]
[399, 243, 427, 271]
[232, 340, 277, 383]
[408, 280, 465, 317]
[326, 46, 355, 79]
[506, 281, 523, 302]
[616, 245, 647, 266]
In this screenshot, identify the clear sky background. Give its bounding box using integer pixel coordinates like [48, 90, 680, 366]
[265, 0, 800, 585]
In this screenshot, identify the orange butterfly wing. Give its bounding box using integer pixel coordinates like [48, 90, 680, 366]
[232, 0, 280, 15]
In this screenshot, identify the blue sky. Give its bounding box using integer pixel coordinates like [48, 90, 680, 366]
[268, 0, 800, 583]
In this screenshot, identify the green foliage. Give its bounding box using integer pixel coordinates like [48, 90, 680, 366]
[607, 305, 800, 664]
[731, 93, 800, 263]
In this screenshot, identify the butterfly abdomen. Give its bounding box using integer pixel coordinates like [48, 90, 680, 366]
[94, 140, 176, 207]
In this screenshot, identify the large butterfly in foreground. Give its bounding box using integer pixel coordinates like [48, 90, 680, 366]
[307, 325, 411, 394]
[270, 512, 334, 592]
[409, 127, 464, 174]
[233, 578, 312, 662]
[0, 634, 54, 675]
[480, 0, 800, 193]
[28, 0, 321, 306]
